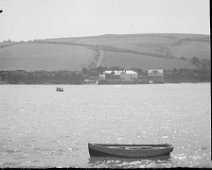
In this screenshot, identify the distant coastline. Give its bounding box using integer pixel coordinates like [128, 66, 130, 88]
[0, 34, 210, 85]
[0, 65, 210, 85]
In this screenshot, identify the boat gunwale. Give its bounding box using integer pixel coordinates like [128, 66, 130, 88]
[88, 143, 172, 147]
[88, 143, 173, 151]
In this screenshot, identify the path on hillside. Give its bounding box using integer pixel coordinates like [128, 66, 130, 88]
[88, 48, 104, 68]
[95, 49, 103, 67]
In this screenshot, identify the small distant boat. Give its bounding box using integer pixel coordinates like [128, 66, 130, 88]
[88, 143, 174, 158]
[56, 87, 64, 92]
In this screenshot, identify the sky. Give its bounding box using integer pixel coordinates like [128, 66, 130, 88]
[0, 0, 210, 41]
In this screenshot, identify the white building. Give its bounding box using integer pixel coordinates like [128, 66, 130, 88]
[101, 70, 138, 81]
[120, 70, 138, 81]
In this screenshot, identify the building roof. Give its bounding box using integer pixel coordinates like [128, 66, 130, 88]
[103, 70, 137, 75]
[125, 70, 137, 74]
[147, 69, 164, 74]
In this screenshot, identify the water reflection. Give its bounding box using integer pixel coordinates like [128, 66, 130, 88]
[88, 155, 172, 168]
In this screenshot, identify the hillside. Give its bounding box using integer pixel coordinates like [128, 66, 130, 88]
[0, 42, 96, 71]
[0, 33, 210, 71]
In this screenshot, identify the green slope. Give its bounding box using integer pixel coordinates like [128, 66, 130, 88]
[44, 33, 210, 59]
[0, 42, 96, 71]
[0, 33, 210, 71]
[101, 51, 194, 70]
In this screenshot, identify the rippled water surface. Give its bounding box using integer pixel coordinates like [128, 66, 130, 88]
[0, 83, 211, 168]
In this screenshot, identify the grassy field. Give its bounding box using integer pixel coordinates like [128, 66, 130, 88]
[101, 50, 194, 70]
[0, 33, 210, 71]
[0, 42, 96, 71]
[44, 33, 210, 60]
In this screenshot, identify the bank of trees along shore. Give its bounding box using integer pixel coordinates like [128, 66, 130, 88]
[0, 70, 84, 84]
[0, 57, 210, 84]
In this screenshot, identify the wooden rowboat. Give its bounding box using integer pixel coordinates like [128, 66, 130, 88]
[56, 87, 64, 92]
[88, 143, 174, 158]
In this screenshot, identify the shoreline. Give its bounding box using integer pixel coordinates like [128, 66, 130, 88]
[0, 81, 210, 85]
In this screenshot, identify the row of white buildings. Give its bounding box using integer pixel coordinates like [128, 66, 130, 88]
[99, 69, 164, 83]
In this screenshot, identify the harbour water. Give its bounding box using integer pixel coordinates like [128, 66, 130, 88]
[0, 83, 211, 168]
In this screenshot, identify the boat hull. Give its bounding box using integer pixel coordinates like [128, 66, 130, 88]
[88, 143, 174, 158]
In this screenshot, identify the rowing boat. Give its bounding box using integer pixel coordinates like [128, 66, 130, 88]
[56, 87, 64, 92]
[88, 143, 174, 158]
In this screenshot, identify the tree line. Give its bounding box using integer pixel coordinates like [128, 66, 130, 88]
[0, 57, 210, 84]
[0, 70, 84, 84]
